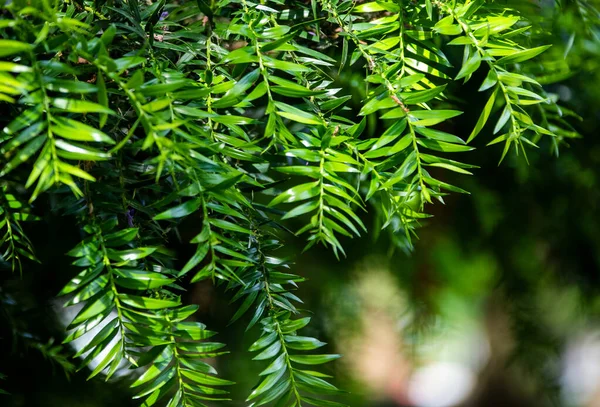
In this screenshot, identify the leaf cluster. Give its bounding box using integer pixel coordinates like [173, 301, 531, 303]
[0, 0, 590, 405]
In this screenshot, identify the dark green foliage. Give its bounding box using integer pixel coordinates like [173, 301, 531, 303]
[0, 0, 590, 405]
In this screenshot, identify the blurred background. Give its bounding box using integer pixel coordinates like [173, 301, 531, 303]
[2, 1, 600, 406]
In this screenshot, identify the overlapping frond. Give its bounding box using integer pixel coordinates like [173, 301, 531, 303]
[0, 0, 588, 404]
[129, 308, 234, 407]
[228, 229, 345, 406]
[0, 11, 115, 200]
[59, 219, 170, 380]
[0, 185, 38, 272]
[57, 194, 234, 405]
[430, 2, 554, 160]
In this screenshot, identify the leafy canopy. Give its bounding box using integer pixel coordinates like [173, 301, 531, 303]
[0, 0, 584, 405]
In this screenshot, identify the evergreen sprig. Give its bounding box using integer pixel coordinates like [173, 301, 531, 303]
[0, 0, 590, 405]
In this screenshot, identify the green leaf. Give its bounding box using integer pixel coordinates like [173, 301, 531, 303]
[275, 102, 325, 125]
[209, 218, 252, 234]
[106, 247, 157, 262]
[264, 58, 310, 73]
[421, 154, 477, 169]
[479, 70, 498, 92]
[223, 47, 257, 64]
[104, 228, 138, 246]
[425, 162, 473, 175]
[359, 94, 397, 116]
[63, 309, 111, 343]
[0, 136, 45, 177]
[2, 107, 43, 138]
[271, 86, 324, 98]
[354, 2, 386, 12]
[253, 340, 281, 360]
[415, 127, 465, 145]
[181, 244, 209, 276]
[179, 358, 218, 375]
[131, 348, 173, 387]
[213, 69, 260, 108]
[70, 290, 115, 326]
[494, 105, 511, 134]
[496, 45, 551, 65]
[211, 114, 256, 125]
[96, 72, 109, 129]
[259, 353, 286, 376]
[59, 264, 104, 294]
[133, 367, 176, 398]
[118, 294, 181, 309]
[65, 275, 109, 306]
[55, 140, 111, 161]
[52, 117, 115, 144]
[289, 354, 341, 365]
[87, 340, 121, 379]
[284, 335, 326, 350]
[0, 62, 32, 73]
[295, 370, 338, 391]
[180, 369, 234, 386]
[303, 396, 348, 407]
[229, 290, 258, 324]
[45, 79, 97, 94]
[177, 342, 226, 353]
[274, 166, 320, 178]
[456, 51, 481, 80]
[410, 110, 463, 126]
[57, 161, 96, 182]
[285, 149, 321, 162]
[382, 152, 417, 188]
[0, 40, 31, 57]
[249, 332, 278, 352]
[261, 31, 298, 52]
[197, 0, 213, 19]
[435, 24, 462, 36]
[417, 139, 474, 152]
[114, 269, 175, 289]
[153, 198, 202, 220]
[280, 317, 311, 333]
[72, 318, 118, 359]
[247, 368, 287, 401]
[402, 85, 446, 104]
[0, 121, 46, 154]
[424, 176, 470, 194]
[468, 88, 497, 142]
[268, 182, 320, 206]
[51, 98, 115, 114]
[281, 200, 319, 220]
